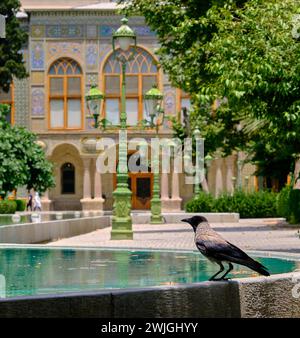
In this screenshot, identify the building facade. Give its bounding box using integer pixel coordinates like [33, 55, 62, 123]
[0, 0, 257, 211]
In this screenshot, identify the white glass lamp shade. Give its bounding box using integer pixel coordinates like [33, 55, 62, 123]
[85, 85, 104, 116]
[144, 85, 163, 121]
[88, 99, 100, 116]
[145, 98, 159, 119]
[117, 37, 133, 52]
[113, 18, 136, 52]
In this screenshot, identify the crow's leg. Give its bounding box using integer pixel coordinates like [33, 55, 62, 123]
[218, 262, 234, 280]
[209, 262, 224, 281]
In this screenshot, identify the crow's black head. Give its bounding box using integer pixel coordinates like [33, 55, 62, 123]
[181, 215, 208, 232]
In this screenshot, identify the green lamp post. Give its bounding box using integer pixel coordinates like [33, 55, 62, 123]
[194, 127, 201, 197]
[85, 84, 105, 129]
[144, 85, 164, 224]
[111, 18, 137, 240]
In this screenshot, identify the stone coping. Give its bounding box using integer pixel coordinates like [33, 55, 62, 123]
[0, 269, 298, 318]
[0, 247, 299, 317]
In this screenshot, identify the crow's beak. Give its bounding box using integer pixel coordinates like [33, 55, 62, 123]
[181, 218, 190, 224]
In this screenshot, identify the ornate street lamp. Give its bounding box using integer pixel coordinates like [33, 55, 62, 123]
[144, 84, 164, 224]
[85, 84, 104, 129]
[111, 18, 137, 240]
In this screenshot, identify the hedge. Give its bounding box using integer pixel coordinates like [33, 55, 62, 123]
[0, 200, 17, 214]
[185, 190, 278, 218]
[15, 199, 26, 212]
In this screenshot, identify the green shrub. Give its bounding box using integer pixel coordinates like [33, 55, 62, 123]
[185, 190, 278, 218]
[0, 200, 17, 214]
[15, 199, 26, 212]
[276, 185, 292, 219]
[185, 192, 214, 212]
[288, 189, 300, 224]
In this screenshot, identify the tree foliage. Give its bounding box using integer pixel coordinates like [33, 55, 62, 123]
[0, 0, 28, 92]
[120, 0, 300, 184]
[0, 104, 55, 197]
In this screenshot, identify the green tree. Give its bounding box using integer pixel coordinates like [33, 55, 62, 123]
[120, 0, 300, 186]
[0, 104, 55, 197]
[0, 0, 28, 92]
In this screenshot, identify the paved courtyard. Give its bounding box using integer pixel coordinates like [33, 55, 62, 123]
[47, 218, 300, 253]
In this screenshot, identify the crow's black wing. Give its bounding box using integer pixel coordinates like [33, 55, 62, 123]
[196, 234, 269, 276]
[196, 234, 252, 263]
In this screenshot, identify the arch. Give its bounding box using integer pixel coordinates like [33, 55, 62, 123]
[101, 46, 162, 127]
[49, 143, 83, 210]
[48, 57, 83, 75]
[47, 57, 84, 130]
[61, 162, 75, 194]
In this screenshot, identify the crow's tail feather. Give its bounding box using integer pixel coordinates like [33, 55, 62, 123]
[244, 258, 270, 276]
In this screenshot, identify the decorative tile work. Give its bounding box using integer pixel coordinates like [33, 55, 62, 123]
[31, 72, 45, 85]
[31, 25, 45, 38]
[99, 44, 112, 66]
[14, 78, 30, 128]
[87, 25, 98, 38]
[31, 88, 45, 117]
[100, 25, 156, 38]
[46, 25, 84, 38]
[31, 41, 45, 70]
[164, 89, 176, 116]
[47, 42, 83, 60]
[86, 73, 99, 87]
[86, 42, 98, 71]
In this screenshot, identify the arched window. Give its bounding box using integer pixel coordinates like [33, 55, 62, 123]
[0, 84, 14, 124]
[103, 47, 159, 126]
[61, 162, 75, 194]
[48, 58, 83, 130]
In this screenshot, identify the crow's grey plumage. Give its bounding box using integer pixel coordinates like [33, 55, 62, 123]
[182, 215, 270, 281]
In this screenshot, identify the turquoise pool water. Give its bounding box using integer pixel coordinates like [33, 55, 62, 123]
[0, 248, 298, 298]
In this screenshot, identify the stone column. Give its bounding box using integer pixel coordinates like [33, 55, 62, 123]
[41, 189, 52, 211]
[226, 155, 235, 195]
[80, 158, 93, 211]
[215, 158, 224, 197]
[170, 171, 182, 211]
[92, 158, 104, 214]
[161, 172, 170, 211]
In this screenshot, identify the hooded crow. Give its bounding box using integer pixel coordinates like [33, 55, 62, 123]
[182, 215, 270, 281]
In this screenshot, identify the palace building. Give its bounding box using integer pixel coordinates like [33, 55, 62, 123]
[0, 0, 257, 211]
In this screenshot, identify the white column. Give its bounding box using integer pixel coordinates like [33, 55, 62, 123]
[94, 159, 104, 201]
[41, 189, 52, 211]
[215, 158, 224, 197]
[82, 158, 92, 200]
[170, 171, 182, 211]
[171, 171, 180, 199]
[226, 156, 234, 195]
[161, 172, 169, 200]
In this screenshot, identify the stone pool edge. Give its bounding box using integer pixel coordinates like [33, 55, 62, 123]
[0, 272, 299, 318]
[0, 247, 299, 318]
